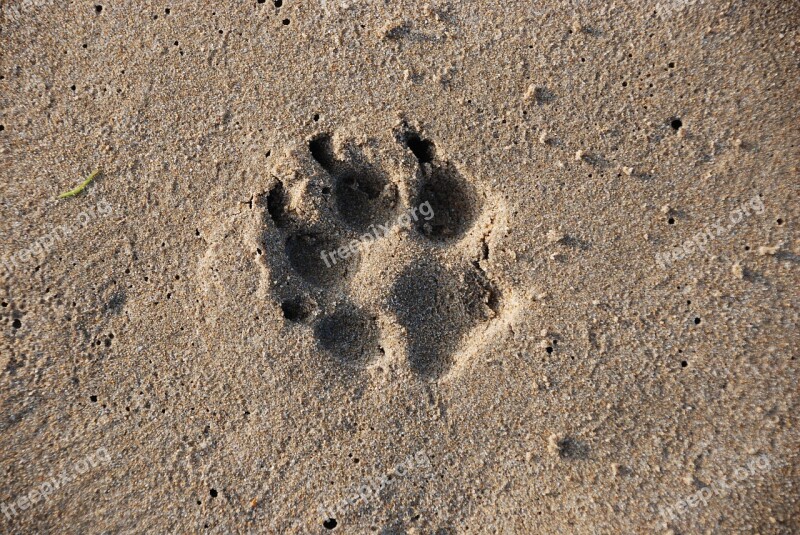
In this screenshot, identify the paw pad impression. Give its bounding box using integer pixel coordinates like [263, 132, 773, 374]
[258, 129, 508, 379]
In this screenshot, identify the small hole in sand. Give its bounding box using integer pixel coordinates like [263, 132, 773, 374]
[404, 132, 436, 163]
[671, 118, 683, 130]
[309, 134, 335, 169]
[323, 518, 337, 529]
[281, 297, 313, 323]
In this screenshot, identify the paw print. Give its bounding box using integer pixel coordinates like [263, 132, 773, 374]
[258, 128, 511, 380]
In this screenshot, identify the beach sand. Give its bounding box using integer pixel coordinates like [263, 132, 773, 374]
[1, 1, 798, 533]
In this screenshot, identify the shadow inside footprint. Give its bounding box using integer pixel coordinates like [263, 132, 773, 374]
[285, 232, 358, 287]
[265, 180, 290, 228]
[309, 133, 399, 232]
[389, 260, 500, 378]
[314, 304, 381, 367]
[414, 163, 479, 242]
[334, 169, 398, 231]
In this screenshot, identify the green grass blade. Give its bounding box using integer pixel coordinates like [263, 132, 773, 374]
[59, 169, 100, 199]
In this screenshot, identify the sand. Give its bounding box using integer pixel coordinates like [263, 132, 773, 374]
[1, 0, 798, 533]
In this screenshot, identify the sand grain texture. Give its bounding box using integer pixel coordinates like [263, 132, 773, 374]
[1, 1, 798, 533]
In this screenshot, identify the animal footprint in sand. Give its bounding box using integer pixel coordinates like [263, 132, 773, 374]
[258, 129, 509, 379]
